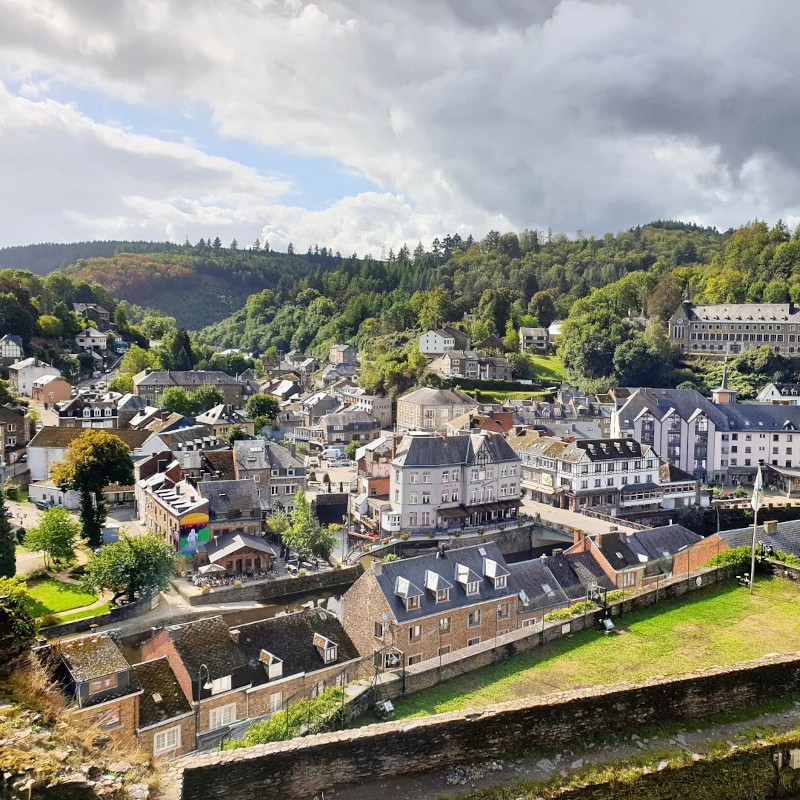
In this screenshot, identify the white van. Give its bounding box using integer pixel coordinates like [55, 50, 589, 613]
[321, 447, 342, 460]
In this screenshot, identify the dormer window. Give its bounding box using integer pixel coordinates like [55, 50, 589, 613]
[271, 469, 279, 476]
[313, 633, 338, 664]
[259, 649, 283, 680]
[211, 675, 231, 695]
[406, 595, 420, 610]
[466, 581, 479, 596]
[494, 575, 507, 590]
[436, 588, 449, 603]
[89, 674, 118, 694]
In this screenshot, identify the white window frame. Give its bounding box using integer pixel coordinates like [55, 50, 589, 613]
[270, 691, 283, 714]
[154, 725, 181, 755]
[211, 675, 232, 695]
[209, 703, 236, 730]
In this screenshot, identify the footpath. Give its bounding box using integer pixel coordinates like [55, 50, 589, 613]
[324, 700, 800, 800]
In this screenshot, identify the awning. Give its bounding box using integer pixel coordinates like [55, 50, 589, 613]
[439, 506, 470, 519]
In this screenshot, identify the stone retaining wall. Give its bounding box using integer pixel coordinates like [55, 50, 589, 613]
[167, 650, 800, 800]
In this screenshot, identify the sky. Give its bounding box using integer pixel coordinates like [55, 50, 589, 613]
[2, 0, 800, 254]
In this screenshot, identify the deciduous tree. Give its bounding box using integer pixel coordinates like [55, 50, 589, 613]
[24, 507, 81, 569]
[0, 489, 15, 578]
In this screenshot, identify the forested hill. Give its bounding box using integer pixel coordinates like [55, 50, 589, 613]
[59, 248, 347, 328]
[0, 240, 183, 275]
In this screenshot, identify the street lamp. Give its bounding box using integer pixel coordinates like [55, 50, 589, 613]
[195, 663, 213, 749]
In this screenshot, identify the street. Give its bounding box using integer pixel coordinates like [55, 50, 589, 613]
[520, 497, 639, 535]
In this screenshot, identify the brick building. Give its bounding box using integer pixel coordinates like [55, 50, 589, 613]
[396, 387, 478, 433]
[133, 370, 243, 406]
[342, 543, 519, 671]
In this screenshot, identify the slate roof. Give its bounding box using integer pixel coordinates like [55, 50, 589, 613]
[320, 408, 379, 428]
[198, 479, 260, 517]
[203, 449, 237, 480]
[205, 532, 278, 563]
[233, 439, 304, 473]
[395, 432, 519, 468]
[134, 370, 241, 387]
[59, 633, 130, 682]
[632, 524, 702, 561]
[684, 302, 800, 322]
[28, 426, 151, 450]
[720, 519, 800, 558]
[196, 404, 249, 425]
[543, 553, 589, 600]
[566, 552, 616, 592]
[237, 608, 359, 686]
[398, 387, 478, 407]
[508, 559, 570, 608]
[373, 542, 516, 624]
[162, 616, 249, 681]
[131, 657, 192, 728]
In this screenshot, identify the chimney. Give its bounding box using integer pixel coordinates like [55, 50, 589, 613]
[552, 548, 564, 556]
[764, 520, 778, 535]
[230, 628, 241, 645]
[372, 560, 383, 576]
[572, 527, 585, 548]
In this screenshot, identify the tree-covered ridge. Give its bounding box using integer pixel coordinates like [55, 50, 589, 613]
[0, 240, 184, 275]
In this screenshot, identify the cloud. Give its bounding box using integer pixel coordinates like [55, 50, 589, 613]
[1, 0, 800, 247]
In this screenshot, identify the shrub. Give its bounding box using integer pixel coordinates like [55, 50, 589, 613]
[733, 486, 748, 498]
[15, 527, 25, 545]
[569, 600, 596, 615]
[4, 482, 19, 501]
[705, 546, 752, 572]
[381, 538, 390, 545]
[604, 590, 624, 603]
[477, 527, 485, 535]
[39, 613, 60, 627]
[427, 532, 435, 539]
[363, 545, 371, 552]
[298, 569, 307, 577]
[773, 550, 800, 568]
[383, 553, 401, 563]
[544, 607, 573, 622]
[400, 533, 410, 541]
[308, 471, 317, 482]
[498, 523, 506, 531]
[454, 530, 461, 538]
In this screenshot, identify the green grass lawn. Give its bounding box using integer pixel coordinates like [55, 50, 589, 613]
[56, 602, 112, 623]
[24, 579, 98, 617]
[528, 353, 566, 383]
[390, 578, 800, 721]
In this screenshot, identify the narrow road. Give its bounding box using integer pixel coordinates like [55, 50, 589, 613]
[521, 497, 639, 536]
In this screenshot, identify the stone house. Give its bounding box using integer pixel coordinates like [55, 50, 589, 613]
[440, 350, 513, 382]
[57, 392, 119, 428]
[298, 392, 341, 426]
[197, 479, 263, 538]
[329, 343, 358, 366]
[133, 370, 243, 406]
[396, 387, 478, 433]
[73, 303, 111, 328]
[232, 439, 306, 513]
[0, 405, 30, 453]
[343, 543, 518, 671]
[8, 357, 60, 396]
[318, 408, 382, 447]
[200, 532, 278, 575]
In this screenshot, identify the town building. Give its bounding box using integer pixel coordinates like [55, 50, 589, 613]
[329, 343, 358, 366]
[380, 432, 521, 533]
[317, 408, 382, 448]
[719, 518, 800, 559]
[343, 543, 518, 670]
[756, 383, 800, 405]
[197, 479, 263, 538]
[141, 611, 358, 744]
[418, 327, 471, 356]
[0, 335, 24, 368]
[475, 334, 505, 352]
[612, 385, 800, 485]
[396, 387, 478, 432]
[512, 434, 699, 513]
[298, 392, 341, 426]
[232, 439, 306, 513]
[199, 532, 278, 575]
[519, 327, 549, 353]
[440, 350, 513, 382]
[75, 327, 108, 352]
[0, 405, 30, 454]
[349, 394, 392, 428]
[133, 370, 243, 406]
[195, 404, 255, 438]
[8, 357, 60, 396]
[31, 374, 71, 406]
[57, 392, 120, 428]
[669, 300, 800, 356]
[73, 303, 111, 328]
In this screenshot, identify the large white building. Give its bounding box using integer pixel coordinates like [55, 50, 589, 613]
[418, 326, 470, 356]
[612, 385, 800, 486]
[8, 357, 60, 397]
[380, 432, 521, 533]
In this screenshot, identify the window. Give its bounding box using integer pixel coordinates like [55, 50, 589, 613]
[285, 485, 295, 494]
[409, 512, 418, 526]
[522, 618, 536, 628]
[436, 588, 449, 603]
[409, 493, 418, 505]
[374, 621, 386, 639]
[407, 654, 422, 666]
[406, 595, 420, 610]
[422, 472, 431, 483]
[89, 674, 118, 694]
[466, 581, 479, 596]
[311, 680, 325, 699]
[410, 472, 419, 483]
[497, 602, 510, 620]
[438, 645, 451, 656]
[270, 692, 283, 714]
[408, 625, 422, 641]
[467, 609, 482, 627]
[422, 492, 430, 504]
[467, 637, 481, 647]
[494, 575, 507, 590]
[335, 671, 349, 687]
[439, 616, 451, 633]
[95, 707, 121, 729]
[422, 512, 430, 525]
[209, 703, 236, 730]
[441, 493, 449, 503]
[154, 726, 181, 755]
[622, 571, 636, 588]
[211, 675, 231, 695]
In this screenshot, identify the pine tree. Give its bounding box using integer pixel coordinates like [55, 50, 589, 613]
[0, 488, 16, 578]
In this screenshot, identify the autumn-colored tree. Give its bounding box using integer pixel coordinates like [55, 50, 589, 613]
[52, 430, 134, 547]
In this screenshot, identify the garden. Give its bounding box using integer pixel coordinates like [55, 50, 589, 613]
[389, 577, 800, 721]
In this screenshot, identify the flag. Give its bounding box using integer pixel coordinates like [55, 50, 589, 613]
[751, 465, 764, 512]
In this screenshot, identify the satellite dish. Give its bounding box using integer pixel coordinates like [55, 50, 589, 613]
[382, 613, 389, 621]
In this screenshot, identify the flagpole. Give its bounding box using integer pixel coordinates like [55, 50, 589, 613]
[749, 500, 757, 595]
